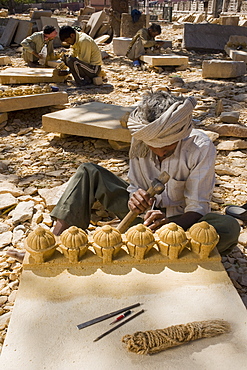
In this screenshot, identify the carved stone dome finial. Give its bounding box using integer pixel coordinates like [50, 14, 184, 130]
[25, 226, 57, 263]
[60, 226, 88, 262]
[92, 225, 123, 263]
[187, 221, 220, 259]
[125, 224, 155, 260]
[155, 222, 188, 259]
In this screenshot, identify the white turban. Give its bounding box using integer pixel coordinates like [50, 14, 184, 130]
[127, 96, 197, 158]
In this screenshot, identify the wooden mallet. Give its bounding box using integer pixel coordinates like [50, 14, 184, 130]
[117, 171, 170, 233]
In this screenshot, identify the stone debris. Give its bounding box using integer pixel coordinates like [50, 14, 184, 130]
[0, 8, 247, 355]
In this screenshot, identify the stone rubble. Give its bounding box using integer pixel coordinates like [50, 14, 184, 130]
[0, 18, 247, 353]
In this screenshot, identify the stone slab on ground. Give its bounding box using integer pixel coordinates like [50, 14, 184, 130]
[140, 54, 188, 67]
[0, 68, 67, 84]
[183, 23, 247, 51]
[87, 10, 107, 39]
[13, 20, 33, 45]
[1, 259, 247, 369]
[0, 56, 11, 66]
[202, 60, 246, 78]
[225, 46, 247, 64]
[112, 37, 130, 56]
[0, 92, 68, 113]
[0, 18, 19, 47]
[31, 10, 52, 19]
[219, 16, 239, 26]
[42, 102, 133, 142]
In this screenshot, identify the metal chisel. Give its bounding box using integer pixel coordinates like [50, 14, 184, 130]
[77, 302, 141, 330]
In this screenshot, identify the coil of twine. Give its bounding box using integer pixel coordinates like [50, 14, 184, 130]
[122, 319, 230, 355]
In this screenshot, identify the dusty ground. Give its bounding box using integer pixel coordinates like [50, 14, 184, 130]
[0, 19, 247, 352]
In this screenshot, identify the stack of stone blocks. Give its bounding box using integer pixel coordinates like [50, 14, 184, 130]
[24, 221, 220, 268]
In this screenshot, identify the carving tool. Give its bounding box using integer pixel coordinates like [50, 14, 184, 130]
[94, 309, 145, 342]
[117, 171, 170, 233]
[77, 303, 141, 330]
[110, 310, 131, 325]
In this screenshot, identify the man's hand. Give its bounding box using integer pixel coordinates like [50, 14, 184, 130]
[128, 189, 154, 214]
[143, 210, 169, 231]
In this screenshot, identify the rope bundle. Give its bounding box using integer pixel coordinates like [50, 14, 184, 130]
[122, 319, 230, 355]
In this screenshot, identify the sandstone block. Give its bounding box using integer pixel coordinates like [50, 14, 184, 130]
[87, 10, 107, 39]
[0, 56, 11, 66]
[13, 20, 33, 45]
[219, 16, 239, 26]
[31, 10, 52, 19]
[113, 37, 131, 56]
[93, 76, 103, 85]
[140, 54, 188, 67]
[0, 68, 67, 84]
[0, 18, 19, 47]
[202, 60, 246, 78]
[226, 48, 247, 64]
[42, 102, 133, 142]
[184, 23, 247, 51]
[0, 92, 68, 113]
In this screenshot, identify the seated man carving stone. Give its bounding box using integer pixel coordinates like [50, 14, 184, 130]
[7, 90, 240, 262]
[51, 90, 240, 256]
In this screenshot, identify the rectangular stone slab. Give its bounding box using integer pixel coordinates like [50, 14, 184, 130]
[225, 47, 247, 63]
[0, 92, 68, 113]
[0, 18, 19, 47]
[183, 23, 247, 51]
[0, 68, 66, 84]
[13, 20, 33, 45]
[1, 262, 247, 369]
[87, 10, 107, 39]
[42, 102, 133, 142]
[31, 10, 52, 19]
[140, 54, 188, 66]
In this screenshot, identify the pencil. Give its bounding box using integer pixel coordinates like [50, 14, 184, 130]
[93, 309, 145, 342]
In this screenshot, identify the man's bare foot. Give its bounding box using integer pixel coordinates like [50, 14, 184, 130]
[53, 219, 70, 236]
[6, 249, 25, 263]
